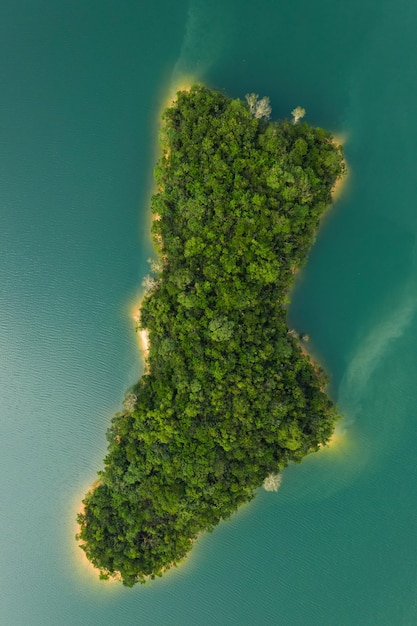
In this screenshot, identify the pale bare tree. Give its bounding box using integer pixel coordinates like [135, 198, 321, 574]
[123, 392, 137, 413]
[245, 92, 258, 115]
[142, 274, 160, 296]
[246, 93, 272, 120]
[149, 257, 163, 275]
[291, 106, 306, 124]
[255, 96, 272, 120]
[263, 473, 283, 492]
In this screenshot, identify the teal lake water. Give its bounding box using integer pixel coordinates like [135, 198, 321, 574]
[2, 1, 417, 624]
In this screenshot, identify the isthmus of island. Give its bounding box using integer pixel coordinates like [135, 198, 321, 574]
[77, 84, 346, 586]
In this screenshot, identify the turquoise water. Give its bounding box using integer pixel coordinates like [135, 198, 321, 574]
[2, 1, 417, 624]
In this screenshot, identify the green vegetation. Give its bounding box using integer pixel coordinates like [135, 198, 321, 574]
[77, 85, 345, 586]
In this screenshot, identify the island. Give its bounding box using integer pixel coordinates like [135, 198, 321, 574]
[76, 84, 345, 587]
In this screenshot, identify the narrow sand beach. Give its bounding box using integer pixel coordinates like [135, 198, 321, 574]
[331, 132, 349, 201]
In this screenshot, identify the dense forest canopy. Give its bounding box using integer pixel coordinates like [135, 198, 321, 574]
[77, 85, 345, 587]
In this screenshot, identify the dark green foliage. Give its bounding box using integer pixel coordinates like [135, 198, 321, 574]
[76, 85, 345, 586]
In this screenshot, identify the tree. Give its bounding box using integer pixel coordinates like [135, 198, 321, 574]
[245, 92, 258, 115]
[291, 106, 306, 124]
[263, 473, 282, 492]
[245, 93, 272, 120]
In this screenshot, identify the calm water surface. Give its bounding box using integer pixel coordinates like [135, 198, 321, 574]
[2, 1, 417, 624]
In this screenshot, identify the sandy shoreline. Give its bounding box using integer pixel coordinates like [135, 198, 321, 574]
[330, 132, 349, 202]
[160, 76, 194, 112]
[130, 77, 195, 364]
[331, 175, 346, 201]
[129, 296, 150, 361]
[331, 165, 349, 202]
